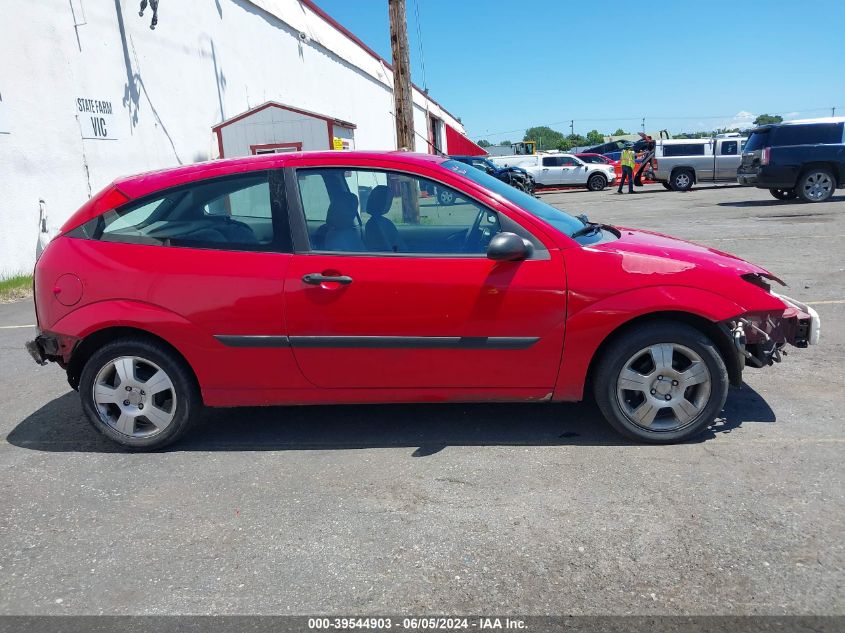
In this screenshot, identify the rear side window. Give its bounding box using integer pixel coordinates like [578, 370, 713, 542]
[720, 141, 738, 155]
[771, 123, 843, 146]
[74, 173, 287, 252]
[662, 143, 706, 157]
[744, 130, 770, 153]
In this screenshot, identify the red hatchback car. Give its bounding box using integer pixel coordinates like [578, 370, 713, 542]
[28, 151, 819, 450]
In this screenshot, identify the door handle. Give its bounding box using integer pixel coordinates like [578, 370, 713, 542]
[302, 273, 353, 285]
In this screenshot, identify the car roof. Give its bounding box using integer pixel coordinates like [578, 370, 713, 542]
[751, 116, 845, 133]
[112, 151, 449, 199]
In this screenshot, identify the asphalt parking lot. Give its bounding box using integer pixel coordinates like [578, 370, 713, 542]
[1, 183, 843, 616]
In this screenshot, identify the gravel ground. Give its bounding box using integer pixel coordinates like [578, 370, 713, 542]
[0, 183, 842, 615]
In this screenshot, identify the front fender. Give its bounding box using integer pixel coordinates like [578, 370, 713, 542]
[554, 285, 745, 401]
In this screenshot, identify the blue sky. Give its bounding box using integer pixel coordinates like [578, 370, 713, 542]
[313, 0, 845, 142]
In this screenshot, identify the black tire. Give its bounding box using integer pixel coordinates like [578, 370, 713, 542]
[587, 173, 607, 191]
[437, 187, 456, 205]
[670, 169, 694, 192]
[796, 168, 836, 203]
[79, 337, 202, 450]
[662, 182, 674, 191]
[592, 321, 729, 444]
[769, 188, 797, 200]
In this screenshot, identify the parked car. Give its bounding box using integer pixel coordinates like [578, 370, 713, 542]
[737, 117, 845, 202]
[576, 153, 622, 179]
[28, 151, 819, 450]
[449, 155, 535, 195]
[490, 153, 616, 190]
[584, 140, 631, 156]
[653, 135, 746, 191]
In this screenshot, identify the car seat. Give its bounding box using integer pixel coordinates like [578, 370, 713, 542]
[364, 185, 405, 252]
[321, 192, 365, 252]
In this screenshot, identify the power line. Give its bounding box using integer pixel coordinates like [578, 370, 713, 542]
[412, 0, 427, 92]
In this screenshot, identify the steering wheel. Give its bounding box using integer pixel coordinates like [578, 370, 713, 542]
[463, 207, 497, 253]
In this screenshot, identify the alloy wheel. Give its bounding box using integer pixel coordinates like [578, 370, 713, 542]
[802, 172, 833, 201]
[674, 173, 691, 189]
[92, 356, 177, 437]
[615, 343, 712, 432]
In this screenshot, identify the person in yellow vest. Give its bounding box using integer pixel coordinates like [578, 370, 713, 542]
[617, 146, 636, 194]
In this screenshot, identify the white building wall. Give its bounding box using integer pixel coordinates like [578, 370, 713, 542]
[0, 0, 466, 275]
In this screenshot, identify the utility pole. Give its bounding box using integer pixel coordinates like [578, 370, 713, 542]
[833, 107, 837, 117]
[388, 0, 419, 223]
[388, 0, 415, 152]
[570, 119, 574, 143]
[641, 117, 646, 133]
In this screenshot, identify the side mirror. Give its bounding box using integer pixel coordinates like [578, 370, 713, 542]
[487, 232, 532, 262]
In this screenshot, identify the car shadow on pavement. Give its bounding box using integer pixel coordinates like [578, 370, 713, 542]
[718, 194, 845, 207]
[6, 383, 775, 455]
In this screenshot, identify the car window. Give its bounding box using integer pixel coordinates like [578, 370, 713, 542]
[297, 168, 501, 256]
[441, 159, 585, 239]
[79, 173, 282, 252]
[542, 156, 558, 167]
[744, 130, 770, 153]
[720, 141, 738, 155]
[559, 156, 579, 166]
[662, 143, 706, 157]
[771, 123, 843, 146]
[297, 172, 332, 222]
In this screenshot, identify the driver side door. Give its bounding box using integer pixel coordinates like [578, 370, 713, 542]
[283, 166, 567, 390]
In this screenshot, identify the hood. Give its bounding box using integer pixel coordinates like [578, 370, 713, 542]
[595, 227, 778, 279]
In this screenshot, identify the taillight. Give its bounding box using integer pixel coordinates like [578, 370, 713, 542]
[653, 159, 658, 169]
[761, 147, 771, 165]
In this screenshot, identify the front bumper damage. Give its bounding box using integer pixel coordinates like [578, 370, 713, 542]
[726, 293, 820, 370]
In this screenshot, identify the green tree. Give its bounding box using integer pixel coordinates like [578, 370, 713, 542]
[555, 139, 573, 151]
[499, 139, 512, 146]
[476, 139, 491, 148]
[566, 133, 587, 147]
[524, 126, 566, 151]
[613, 128, 627, 136]
[753, 114, 783, 126]
[586, 129, 604, 145]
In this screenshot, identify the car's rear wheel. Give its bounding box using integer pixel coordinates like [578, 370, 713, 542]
[587, 173, 607, 191]
[797, 168, 836, 202]
[593, 321, 728, 443]
[670, 169, 694, 192]
[770, 188, 797, 200]
[79, 338, 201, 450]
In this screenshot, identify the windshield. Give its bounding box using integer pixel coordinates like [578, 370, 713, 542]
[441, 159, 583, 237]
[743, 129, 770, 153]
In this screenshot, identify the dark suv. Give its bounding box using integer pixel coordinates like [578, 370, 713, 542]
[737, 118, 845, 202]
[450, 155, 535, 195]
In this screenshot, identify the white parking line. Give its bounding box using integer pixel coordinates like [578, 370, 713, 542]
[710, 234, 845, 242]
[0, 324, 36, 329]
[806, 300, 845, 305]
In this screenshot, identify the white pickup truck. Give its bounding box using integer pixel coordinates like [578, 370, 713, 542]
[490, 153, 616, 191]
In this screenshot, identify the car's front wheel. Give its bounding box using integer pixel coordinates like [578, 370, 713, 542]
[587, 173, 607, 191]
[797, 168, 836, 202]
[770, 188, 797, 200]
[593, 321, 728, 443]
[79, 337, 201, 450]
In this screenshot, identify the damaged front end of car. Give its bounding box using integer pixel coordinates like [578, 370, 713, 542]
[725, 294, 819, 371]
